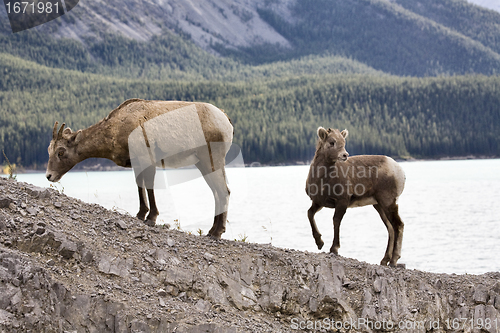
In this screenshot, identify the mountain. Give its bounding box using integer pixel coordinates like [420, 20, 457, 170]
[2, 0, 500, 76]
[253, 0, 500, 75]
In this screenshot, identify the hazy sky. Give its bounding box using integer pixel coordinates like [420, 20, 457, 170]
[467, 0, 500, 13]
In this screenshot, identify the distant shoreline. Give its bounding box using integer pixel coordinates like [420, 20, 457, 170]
[4, 154, 499, 175]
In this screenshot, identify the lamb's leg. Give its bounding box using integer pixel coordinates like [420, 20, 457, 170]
[388, 203, 404, 267]
[307, 202, 324, 250]
[330, 205, 347, 254]
[374, 204, 395, 266]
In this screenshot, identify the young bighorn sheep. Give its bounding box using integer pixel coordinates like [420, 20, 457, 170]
[305, 127, 405, 266]
[46, 99, 233, 238]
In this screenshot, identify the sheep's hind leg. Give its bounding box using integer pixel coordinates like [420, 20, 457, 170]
[196, 150, 230, 239]
[374, 204, 395, 266]
[330, 205, 347, 255]
[388, 203, 404, 267]
[206, 167, 230, 239]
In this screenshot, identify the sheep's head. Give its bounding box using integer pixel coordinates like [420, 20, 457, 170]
[315, 127, 349, 162]
[46, 122, 82, 182]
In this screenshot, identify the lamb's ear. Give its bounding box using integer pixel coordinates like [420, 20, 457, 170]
[340, 129, 349, 139]
[317, 127, 328, 141]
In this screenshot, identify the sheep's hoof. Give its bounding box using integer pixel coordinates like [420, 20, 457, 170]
[207, 229, 223, 239]
[207, 233, 222, 240]
[144, 219, 156, 227]
[329, 246, 339, 255]
[316, 239, 324, 250]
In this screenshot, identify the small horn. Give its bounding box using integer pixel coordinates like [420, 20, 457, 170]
[52, 122, 59, 140]
[57, 123, 66, 140]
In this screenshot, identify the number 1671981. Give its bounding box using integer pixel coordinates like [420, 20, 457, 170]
[5, 1, 59, 14]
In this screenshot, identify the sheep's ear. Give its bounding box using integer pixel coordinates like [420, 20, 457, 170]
[340, 129, 349, 139]
[317, 127, 328, 140]
[75, 130, 82, 144]
[71, 130, 82, 144]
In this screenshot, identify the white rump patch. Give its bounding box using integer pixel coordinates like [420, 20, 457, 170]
[205, 103, 233, 143]
[385, 156, 406, 198]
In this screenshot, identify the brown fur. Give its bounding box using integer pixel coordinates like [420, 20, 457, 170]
[46, 99, 233, 238]
[305, 127, 405, 266]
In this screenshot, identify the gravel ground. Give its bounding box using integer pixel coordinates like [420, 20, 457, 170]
[1, 176, 499, 333]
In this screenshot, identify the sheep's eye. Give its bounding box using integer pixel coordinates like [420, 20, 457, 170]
[330, 141, 336, 146]
[58, 151, 64, 157]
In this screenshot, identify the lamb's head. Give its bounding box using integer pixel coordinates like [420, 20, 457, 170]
[46, 122, 82, 182]
[315, 127, 349, 162]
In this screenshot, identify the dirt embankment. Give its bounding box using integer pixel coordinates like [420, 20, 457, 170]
[0, 176, 499, 333]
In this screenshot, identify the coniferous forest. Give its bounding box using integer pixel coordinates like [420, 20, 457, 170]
[1, 0, 500, 168]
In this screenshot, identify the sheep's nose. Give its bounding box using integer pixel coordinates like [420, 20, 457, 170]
[342, 153, 349, 161]
[46, 173, 52, 181]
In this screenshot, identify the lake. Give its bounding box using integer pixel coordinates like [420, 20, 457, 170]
[12, 158, 500, 275]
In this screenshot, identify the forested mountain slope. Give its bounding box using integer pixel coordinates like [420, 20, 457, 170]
[1, 54, 499, 167]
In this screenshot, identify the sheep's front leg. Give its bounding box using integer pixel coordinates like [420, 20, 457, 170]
[144, 188, 159, 226]
[307, 202, 324, 250]
[136, 186, 149, 220]
[330, 205, 347, 255]
[135, 165, 158, 226]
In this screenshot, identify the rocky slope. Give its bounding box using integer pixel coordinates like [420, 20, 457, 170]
[31, 0, 292, 51]
[0, 176, 500, 332]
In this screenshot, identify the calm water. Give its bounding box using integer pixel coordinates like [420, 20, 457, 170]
[12, 159, 500, 275]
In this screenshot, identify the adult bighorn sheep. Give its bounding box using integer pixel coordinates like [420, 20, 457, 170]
[305, 127, 405, 266]
[46, 99, 233, 238]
